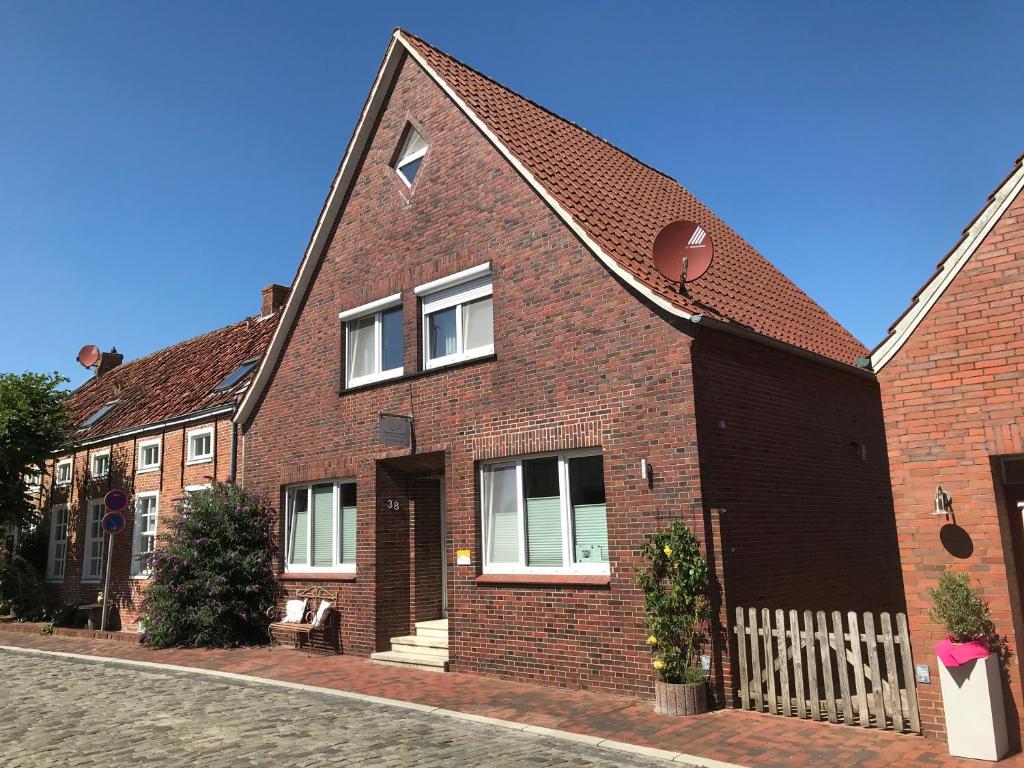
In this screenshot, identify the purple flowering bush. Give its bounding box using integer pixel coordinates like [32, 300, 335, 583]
[140, 482, 276, 648]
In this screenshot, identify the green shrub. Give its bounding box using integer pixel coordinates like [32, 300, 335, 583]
[0, 547, 47, 619]
[930, 569, 994, 644]
[39, 622, 53, 635]
[635, 519, 710, 684]
[51, 603, 85, 628]
[140, 482, 276, 648]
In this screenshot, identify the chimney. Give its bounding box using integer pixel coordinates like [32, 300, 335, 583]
[261, 284, 290, 317]
[96, 348, 123, 377]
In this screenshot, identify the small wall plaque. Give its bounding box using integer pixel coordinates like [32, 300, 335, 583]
[915, 663, 931, 684]
[378, 413, 412, 448]
[456, 549, 471, 566]
[700, 654, 712, 672]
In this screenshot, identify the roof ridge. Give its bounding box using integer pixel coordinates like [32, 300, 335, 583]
[397, 30, 679, 186]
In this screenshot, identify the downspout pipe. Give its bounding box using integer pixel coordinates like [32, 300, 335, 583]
[229, 399, 239, 484]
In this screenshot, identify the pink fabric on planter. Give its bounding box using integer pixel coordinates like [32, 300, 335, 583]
[935, 637, 990, 667]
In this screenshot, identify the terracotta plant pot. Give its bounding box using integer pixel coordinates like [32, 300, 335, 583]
[655, 679, 708, 716]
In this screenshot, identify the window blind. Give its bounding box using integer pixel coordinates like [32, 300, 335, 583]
[289, 490, 308, 566]
[311, 484, 334, 568]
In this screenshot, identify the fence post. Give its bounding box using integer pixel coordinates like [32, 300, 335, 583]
[735, 607, 749, 711]
[748, 607, 763, 712]
[896, 613, 921, 735]
[790, 609, 806, 718]
[804, 610, 821, 721]
[881, 613, 904, 733]
[848, 611, 869, 728]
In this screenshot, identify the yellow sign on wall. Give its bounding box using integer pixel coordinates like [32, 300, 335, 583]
[456, 549, 471, 566]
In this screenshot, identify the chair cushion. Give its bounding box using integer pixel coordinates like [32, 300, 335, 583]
[281, 599, 307, 623]
[311, 601, 332, 629]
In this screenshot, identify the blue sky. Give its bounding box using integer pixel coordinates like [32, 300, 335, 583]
[2, 2, 1021, 388]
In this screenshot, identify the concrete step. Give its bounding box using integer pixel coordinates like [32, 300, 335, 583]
[370, 650, 449, 672]
[415, 618, 448, 639]
[390, 635, 449, 658]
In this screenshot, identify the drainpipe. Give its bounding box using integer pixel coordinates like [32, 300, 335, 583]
[229, 398, 239, 483]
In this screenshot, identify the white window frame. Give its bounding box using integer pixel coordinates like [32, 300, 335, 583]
[131, 491, 159, 579]
[46, 504, 69, 581]
[90, 449, 111, 479]
[415, 264, 494, 370]
[55, 458, 73, 486]
[137, 438, 162, 473]
[82, 499, 106, 582]
[480, 449, 609, 576]
[394, 127, 428, 188]
[186, 427, 214, 465]
[284, 479, 357, 574]
[339, 294, 404, 388]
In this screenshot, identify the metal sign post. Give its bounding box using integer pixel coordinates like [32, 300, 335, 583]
[100, 534, 114, 631]
[99, 490, 128, 632]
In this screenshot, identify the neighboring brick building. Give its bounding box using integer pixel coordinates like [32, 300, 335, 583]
[870, 154, 1024, 743]
[237, 29, 902, 700]
[39, 287, 284, 628]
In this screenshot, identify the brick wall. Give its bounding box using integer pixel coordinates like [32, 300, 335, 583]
[877, 187, 1024, 741]
[39, 416, 236, 628]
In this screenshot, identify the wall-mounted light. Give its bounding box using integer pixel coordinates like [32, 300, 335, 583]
[641, 459, 649, 481]
[934, 485, 952, 516]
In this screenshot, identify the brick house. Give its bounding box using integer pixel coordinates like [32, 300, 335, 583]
[236, 29, 903, 699]
[39, 286, 284, 628]
[869, 154, 1024, 743]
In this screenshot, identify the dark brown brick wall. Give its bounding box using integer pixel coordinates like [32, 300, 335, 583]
[241, 50, 900, 700]
[877, 187, 1024, 741]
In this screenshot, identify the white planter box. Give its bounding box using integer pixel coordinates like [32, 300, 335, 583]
[938, 653, 1009, 761]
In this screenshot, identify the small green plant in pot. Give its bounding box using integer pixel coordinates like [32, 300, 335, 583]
[635, 519, 710, 715]
[930, 568, 1008, 761]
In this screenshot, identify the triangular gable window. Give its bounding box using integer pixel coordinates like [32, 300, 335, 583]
[394, 126, 428, 187]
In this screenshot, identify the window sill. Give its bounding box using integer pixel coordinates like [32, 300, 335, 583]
[339, 353, 496, 396]
[346, 369, 404, 391]
[185, 458, 213, 466]
[45, 577, 64, 583]
[131, 575, 152, 581]
[475, 573, 611, 588]
[81, 578, 100, 584]
[280, 572, 357, 582]
[136, 466, 160, 474]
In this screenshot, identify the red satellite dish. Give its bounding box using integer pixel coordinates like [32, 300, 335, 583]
[652, 220, 714, 284]
[77, 344, 101, 369]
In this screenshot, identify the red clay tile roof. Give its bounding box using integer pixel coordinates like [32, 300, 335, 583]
[401, 32, 866, 365]
[69, 314, 279, 442]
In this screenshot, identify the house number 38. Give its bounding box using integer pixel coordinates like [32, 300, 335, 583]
[386, 499, 401, 511]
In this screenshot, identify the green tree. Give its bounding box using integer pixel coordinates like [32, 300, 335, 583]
[140, 482, 277, 648]
[0, 372, 72, 529]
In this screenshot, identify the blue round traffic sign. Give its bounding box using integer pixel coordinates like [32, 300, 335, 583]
[104, 489, 128, 512]
[102, 511, 126, 535]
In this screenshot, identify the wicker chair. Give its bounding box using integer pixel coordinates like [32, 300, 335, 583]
[267, 585, 339, 656]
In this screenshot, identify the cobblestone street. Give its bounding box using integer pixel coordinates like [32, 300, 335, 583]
[0, 650, 680, 767]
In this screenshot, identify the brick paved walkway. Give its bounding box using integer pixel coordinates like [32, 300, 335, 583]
[0, 651, 678, 767]
[1, 626, 1021, 767]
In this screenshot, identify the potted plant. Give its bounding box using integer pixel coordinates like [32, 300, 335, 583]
[930, 568, 1008, 760]
[635, 519, 710, 716]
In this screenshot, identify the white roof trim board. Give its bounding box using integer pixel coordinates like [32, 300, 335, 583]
[870, 157, 1024, 372]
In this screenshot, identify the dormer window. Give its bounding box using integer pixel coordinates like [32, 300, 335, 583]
[214, 360, 258, 392]
[394, 126, 427, 187]
[82, 401, 118, 429]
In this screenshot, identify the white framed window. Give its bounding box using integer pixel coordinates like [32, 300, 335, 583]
[46, 504, 69, 580]
[480, 450, 609, 575]
[415, 264, 493, 370]
[131, 492, 159, 578]
[393, 125, 427, 187]
[55, 458, 73, 486]
[186, 427, 214, 464]
[285, 480, 357, 573]
[90, 450, 111, 479]
[137, 438, 161, 472]
[82, 499, 106, 582]
[339, 294, 404, 388]
[24, 467, 42, 491]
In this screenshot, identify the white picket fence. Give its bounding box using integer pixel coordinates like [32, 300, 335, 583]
[733, 607, 921, 734]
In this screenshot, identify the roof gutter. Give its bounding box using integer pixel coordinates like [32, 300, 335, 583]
[68, 405, 236, 450]
[689, 314, 875, 380]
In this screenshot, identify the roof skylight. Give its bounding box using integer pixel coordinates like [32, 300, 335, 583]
[213, 360, 258, 392]
[82, 401, 118, 428]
